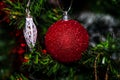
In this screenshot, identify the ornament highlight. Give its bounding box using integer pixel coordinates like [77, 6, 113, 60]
[45, 20, 89, 62]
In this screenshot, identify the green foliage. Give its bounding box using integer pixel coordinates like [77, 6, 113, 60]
[3, 0, 46, 29]
[0, 22, 15, 80]
[3, 0, 61, 30]
[82, 36, 120, 80]
[91, 0, 120, 18]
[10, 73, 28, 80]
[19, 36, 120, 80]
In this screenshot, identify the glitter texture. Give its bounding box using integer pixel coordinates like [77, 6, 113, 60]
[45, 20, 89, 63]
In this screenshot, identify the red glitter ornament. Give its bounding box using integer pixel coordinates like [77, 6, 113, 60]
[45, 20, 89, 63]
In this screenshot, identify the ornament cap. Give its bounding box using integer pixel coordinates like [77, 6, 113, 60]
[62, 11, 71, 21]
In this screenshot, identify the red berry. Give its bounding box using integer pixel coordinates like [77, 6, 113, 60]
[18, 48, 25, 55]
[20, 43, 26, 47]
[42, 49, 47, 55]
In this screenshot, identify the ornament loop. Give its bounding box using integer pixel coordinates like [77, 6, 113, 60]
[57, 0, 73, 20]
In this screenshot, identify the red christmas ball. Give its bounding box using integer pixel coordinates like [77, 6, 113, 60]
[45, 20, 89, 63]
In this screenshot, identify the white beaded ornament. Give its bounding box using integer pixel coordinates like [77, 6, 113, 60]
[23, 0, 37, 51]
[23, 17, 37, 51]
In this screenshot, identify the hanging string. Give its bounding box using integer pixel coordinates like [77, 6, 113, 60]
[57, 0, 73, 20]
[57, 0, 73, 12]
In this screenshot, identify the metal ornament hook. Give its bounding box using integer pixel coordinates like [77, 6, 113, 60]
[63, 11, 70, 21]
[26, 0, 31, 17]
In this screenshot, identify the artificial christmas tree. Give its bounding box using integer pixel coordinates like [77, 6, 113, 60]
[0, 0, 120, 80]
